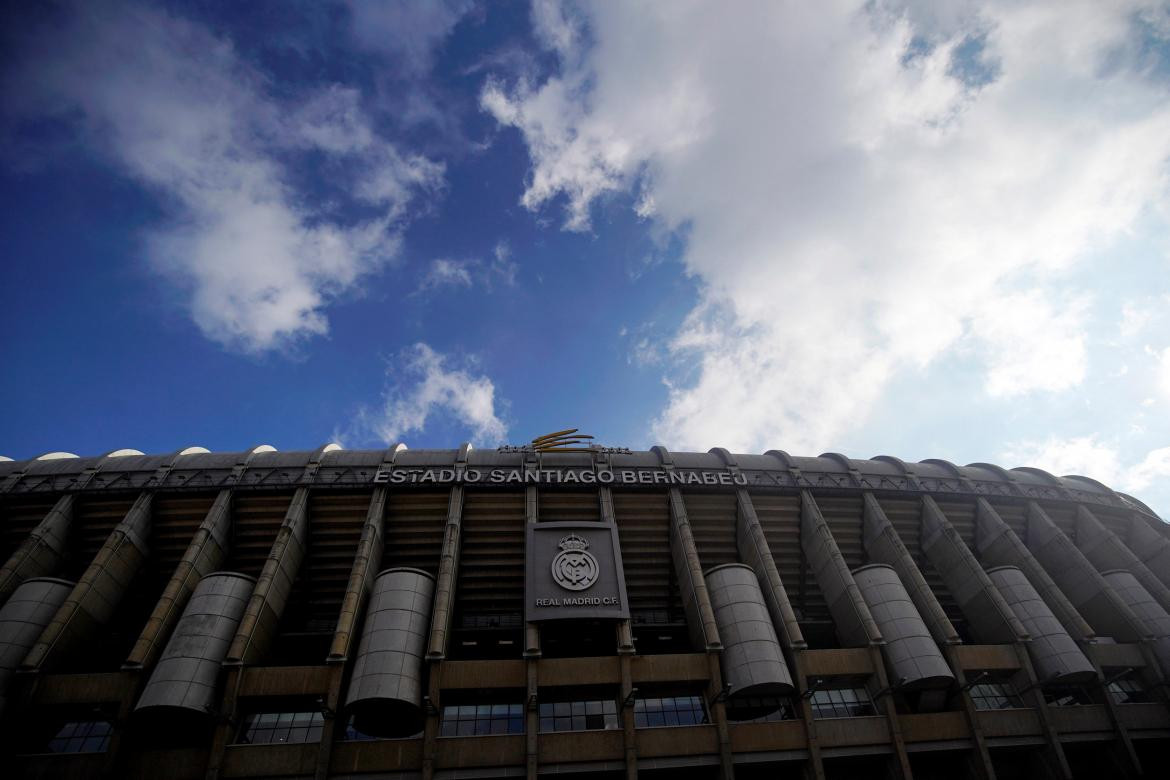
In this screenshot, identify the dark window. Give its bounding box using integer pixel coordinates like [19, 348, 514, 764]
[539, 699, 619, 732]
[1108, 677, 1151, 705]
[726, 695, 797, 722]
[634, 695, 707, 728]
[46, 720, 112, 753]
[237, 711, 324, 744]
[968, 681, 1023, 710]
[441, 703, 525, 736]
[809, 687, 875, 719]
[1044, 686, 1094, 707]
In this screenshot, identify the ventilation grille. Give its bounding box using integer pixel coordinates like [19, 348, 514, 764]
[685, 492, 737, 570]
[614, 491, 681, 623]
[455, 491, 525, 620]
[539, 490, 599, 522]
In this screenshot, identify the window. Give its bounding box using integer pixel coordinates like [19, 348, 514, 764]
[46, 720, 113, 753]
[1044, 686, 1093, 707]
[1107, 677, 1150, 705]
[634, 695, 708, 728]
[539, 699, 619, 732]
[726, 695, 797, 723]
[809, 687, 875, 719]
[968, 681, 1023, 711]
[237, 711, 324, 744]
[441, 704, 525, 736]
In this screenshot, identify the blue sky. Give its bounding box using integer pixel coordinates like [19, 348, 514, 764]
[2, 1, 1169, 518]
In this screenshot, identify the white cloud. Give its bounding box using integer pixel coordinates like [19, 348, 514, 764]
[1001, 436, 1170, 515]
[346, 0, 474, 74]
[484, 1, 1170, 453]
[1156, 346, 1170, 401]
[417, 259, 475, 293]
[1002, 435, 1123, 486]
[5, 2, 442, 353]
[492, 240, 519, 286]
[361, 343, 508, 445]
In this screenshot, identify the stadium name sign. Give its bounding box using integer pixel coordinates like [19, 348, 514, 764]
[373, 467, 750, 486]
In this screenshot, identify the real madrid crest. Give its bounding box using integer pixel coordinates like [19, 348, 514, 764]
[550, 534, 599, 591]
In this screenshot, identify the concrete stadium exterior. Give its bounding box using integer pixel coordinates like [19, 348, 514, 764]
[0, 442, 1168, 780]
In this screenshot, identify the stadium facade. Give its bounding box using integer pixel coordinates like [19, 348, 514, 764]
[0, 441, 1168, 780]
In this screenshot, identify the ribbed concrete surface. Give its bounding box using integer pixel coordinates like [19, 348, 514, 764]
[852, 564, 954, 692]
[704, 563, 793, 698]
[986, 566, 1096, 684]
[346, 567, 435, 738]
[135, 571, 255, 717]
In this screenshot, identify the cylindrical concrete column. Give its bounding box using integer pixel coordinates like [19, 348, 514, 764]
[1101, 570, 1170, 676]
[986, 566, 1096, 684]
[704, 564, 794, 701]
[135, 571, 255, 718]
[346, 568, 435, 738]
[0, 577, 73, 714]
[852, 564, 954, 696]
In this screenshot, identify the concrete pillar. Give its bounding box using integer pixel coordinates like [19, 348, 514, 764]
[345, 567, 435, 738]
[920, 497, 1026, 644]
[135, 571, 255, 719]
[225, 487, 310, 666]
[852, 564, 954, 708]
[668, 487, 721, 651]
[328, 486, 386, 664]
[736, 489, 805, 651]
[1025, 503, 1145, 642]
[1126, 514, 1170, 588]
[704, 563, 794, 699]
[986, 566, 1095, 684]
[0, 577, 72, 715]
[1075, 506, 1170, 612]
[1101, 569, 1170, 676]
[862, 493, 960, 647]
[126, 489, 233, 672]
[22, 492, 153, 671]
[800, 491, 881, 647]
[974, 499, 1094, 642]
[0, 495, 72, 607]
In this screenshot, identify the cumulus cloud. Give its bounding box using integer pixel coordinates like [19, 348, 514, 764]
[1002, 435, 1170, 508]
[4, 1, 442, 353]
[346, 0, 474, 74]
[483, 0, 1170, 453]
[358, 343, 508, 445]
[417, 259, 476, 293]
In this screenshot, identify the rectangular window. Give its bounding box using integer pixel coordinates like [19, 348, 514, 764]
[46, 720, 113, 753]
[1044, 686, 1094, 707]
[633, 695, 708, 728]
[539, 698, 619, 732]
[238, 711, 324, 744]
[726, 695, 797, 723]
[809, 687, 875, 719]
[440, 703, 525, 736]
[1107, 678, 1150, 705]
[968, 680, 1023, 711]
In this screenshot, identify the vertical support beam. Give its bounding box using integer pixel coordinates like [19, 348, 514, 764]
[22, 492, 153, 671]
[224, 487, 311, 666]
[1076, 505, 1170, 611]
[666, 486, 731, 779]
[125, 489, 233, 672]
[1126, 513, 1170, 588]
[862, 493, 961, 647]
[1025, 502, 1146, 643]
[736, 489, 825, 780]
[1011, 642, 1073, 780]
[800, 492, 910, 779]
[525, 484, 540, 780]
[422, 484, 464, 780]
[0, 494, 73, 606]
[600, 484, 638, 780]
[799, 491, 882, 648]
[973, 499, 1094, 642]
[315, 485, 388, 780]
